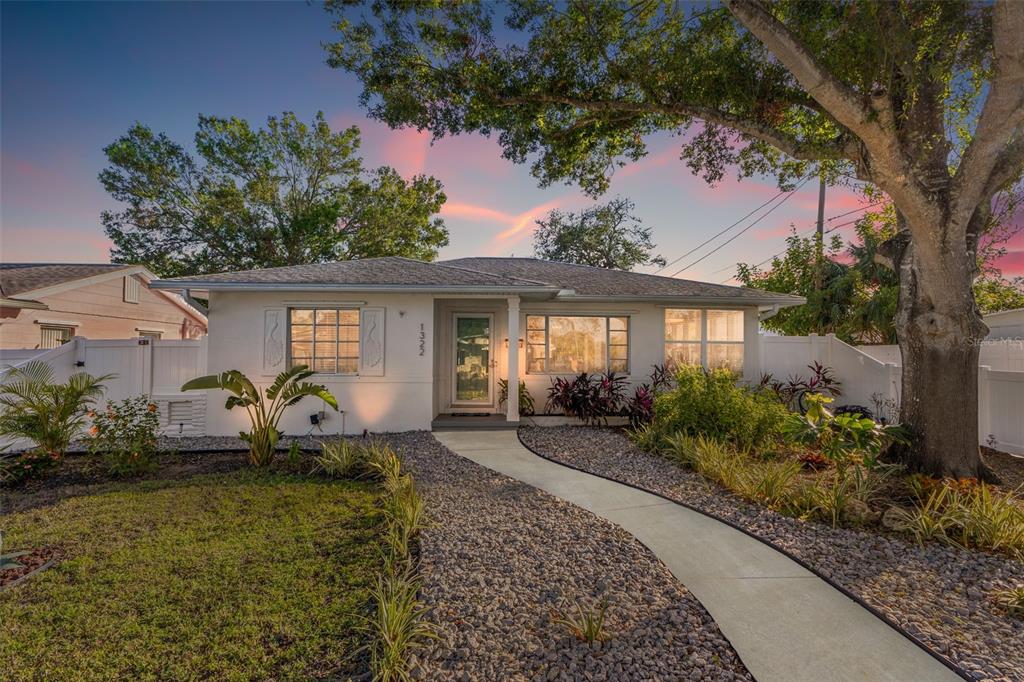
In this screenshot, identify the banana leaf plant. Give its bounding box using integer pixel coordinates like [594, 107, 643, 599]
[182, 365, 338, 466]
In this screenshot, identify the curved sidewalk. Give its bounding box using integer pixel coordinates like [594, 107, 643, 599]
[433, 430, 961, 682]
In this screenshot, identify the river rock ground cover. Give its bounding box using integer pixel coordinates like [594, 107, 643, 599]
[388, 431, 753, 681]
[520, 425, 1024, 682]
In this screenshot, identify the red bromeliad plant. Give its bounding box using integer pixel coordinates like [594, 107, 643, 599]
[545, 372, 627, 425]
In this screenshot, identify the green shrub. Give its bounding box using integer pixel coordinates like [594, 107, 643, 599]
[0, 360, 111, 461]
[651, 367, 789, 450]
[87, 396, 161, 476]
[498, 378, 536, 416]
[315, 439, 374, 479]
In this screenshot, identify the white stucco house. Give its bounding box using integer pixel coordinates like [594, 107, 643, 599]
[152, 257, 804, 436]
[985, 307, 1024, 341]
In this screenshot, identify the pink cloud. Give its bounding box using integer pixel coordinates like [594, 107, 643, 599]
[0, 226, 112, 262]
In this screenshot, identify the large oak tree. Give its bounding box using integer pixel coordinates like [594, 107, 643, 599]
[327, 0, 1024, 477]
[100, 111, 449, 277]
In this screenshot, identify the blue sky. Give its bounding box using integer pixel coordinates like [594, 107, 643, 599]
[2, 1, 961, 282]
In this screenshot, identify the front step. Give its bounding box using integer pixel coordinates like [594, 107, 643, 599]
[431, 414, 517, 431]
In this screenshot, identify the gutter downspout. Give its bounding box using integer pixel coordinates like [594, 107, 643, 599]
[759, 304, 781, 322]
[181, 289, 208, 316]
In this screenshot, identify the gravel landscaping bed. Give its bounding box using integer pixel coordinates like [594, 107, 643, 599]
[383, 431, 753, 681]
[520, 426, 1024, 682]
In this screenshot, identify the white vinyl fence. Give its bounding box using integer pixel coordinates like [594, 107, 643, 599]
[857, 339, 1024, 372]
[762, 333, 1024, 454]
[0, 337, 208, 447]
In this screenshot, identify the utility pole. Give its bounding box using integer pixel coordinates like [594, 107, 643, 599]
[814, 175, 826, 290]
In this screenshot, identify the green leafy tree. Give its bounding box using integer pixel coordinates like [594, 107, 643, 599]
[100, 111, 448, 277]
[533, 197, 666, 269]
[975, 276, 1024, 314]
[327, 0, 1024, 476]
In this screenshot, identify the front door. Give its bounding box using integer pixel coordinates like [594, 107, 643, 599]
[452, 314, 493, 406]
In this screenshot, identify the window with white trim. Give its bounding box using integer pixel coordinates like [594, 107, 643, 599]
[40, 325, 74, 349]
[288, 308, 360, 374]
[526, 315, 629, 374]
[665, 309, 744, 372]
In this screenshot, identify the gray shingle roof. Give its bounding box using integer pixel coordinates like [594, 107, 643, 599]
[158, 257, 548, 288]
[153, 256, 803, 306]
[0, 263, 132, 298]
[442, 257, 804, 304]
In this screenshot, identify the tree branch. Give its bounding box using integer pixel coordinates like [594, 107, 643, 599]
[952, 0, 1024, 231]
[498, 93, 849, 162]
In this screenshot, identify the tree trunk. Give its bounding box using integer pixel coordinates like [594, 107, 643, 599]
[893, 220, 988, 478]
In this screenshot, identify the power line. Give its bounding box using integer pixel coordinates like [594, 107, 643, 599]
[669, 175, 813, 278]
[651, 182, 804, 275]
[718, 217, 863, 283]
[709, 201, 886, 281]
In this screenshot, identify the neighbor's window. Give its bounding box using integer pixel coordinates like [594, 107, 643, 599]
[665, 309, 744, 372]
[526, 315, 629, 374]
[40, 325, 74, 349]
[288, 308, 360, 374]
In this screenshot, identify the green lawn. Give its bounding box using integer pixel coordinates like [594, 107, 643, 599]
[0, 470, 383, 680]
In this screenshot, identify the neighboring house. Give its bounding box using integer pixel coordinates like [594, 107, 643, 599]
[152, 256, 803, 435]
[985, 307, 1024, 341]
[0, 263, 207, 349]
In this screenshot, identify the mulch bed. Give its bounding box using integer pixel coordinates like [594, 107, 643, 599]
[1, 547, 61, 589]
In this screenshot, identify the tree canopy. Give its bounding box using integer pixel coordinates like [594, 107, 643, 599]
[738, 207, 1024, 344]
[100, 111, 448, 277]
[327, 0, 1024, 477]
[532, 196, 666, 269]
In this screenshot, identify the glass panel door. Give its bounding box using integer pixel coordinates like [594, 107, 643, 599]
[453, 315, 492, 404]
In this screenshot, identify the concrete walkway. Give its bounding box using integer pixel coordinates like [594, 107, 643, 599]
[433, 430, 961, 682]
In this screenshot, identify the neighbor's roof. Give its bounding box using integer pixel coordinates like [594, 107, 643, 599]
[443, 257, 804, 304]
[152, 256, 804, 307]
[0, 263, 133, 298]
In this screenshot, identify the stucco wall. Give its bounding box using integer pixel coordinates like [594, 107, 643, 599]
[0, 275, 205, 348]
[205, 291, 435, 436]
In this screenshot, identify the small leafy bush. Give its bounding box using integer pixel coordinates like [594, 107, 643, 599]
[0, 449, 61, 485]
[498, 378, 536, 416]
[652, 367, 790, 450]
[833, 404, 875, 420]
[0, 360, 111, 460]
[88, 396, 161, 476]
[783, 394, 908, 473]
[553, 598, 610, 644]
[624, 384, 655, 427]
[315, 439, 373, 479]
[545, 372, 627, 424]
[758, 362, 842, 412]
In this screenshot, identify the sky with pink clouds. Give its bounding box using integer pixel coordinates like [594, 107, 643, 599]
[2, 2, 1021, 282]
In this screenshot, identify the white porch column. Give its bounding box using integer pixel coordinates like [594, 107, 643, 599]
[506, 296, 521, 423]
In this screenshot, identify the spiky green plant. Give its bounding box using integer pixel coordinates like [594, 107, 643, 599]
[996, 586, 1024, 618]
[182, 365, 337, 467]
[367, 567, 436, 682]
[553, 598, 610, 644]
[0, 360, 111, 458]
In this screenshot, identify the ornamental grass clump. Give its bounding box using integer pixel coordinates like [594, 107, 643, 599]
[363, 443, 434, 682]
[182, 365, 337, 467]
[553, 597, 610, 644]
[891, 480, 1024, 558]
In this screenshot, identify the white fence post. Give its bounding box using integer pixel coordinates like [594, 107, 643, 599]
[978, 365, 991, 445]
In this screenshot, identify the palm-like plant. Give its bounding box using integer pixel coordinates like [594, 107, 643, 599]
[182, 365, 338, 466]
[0, 360, 111, 457]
